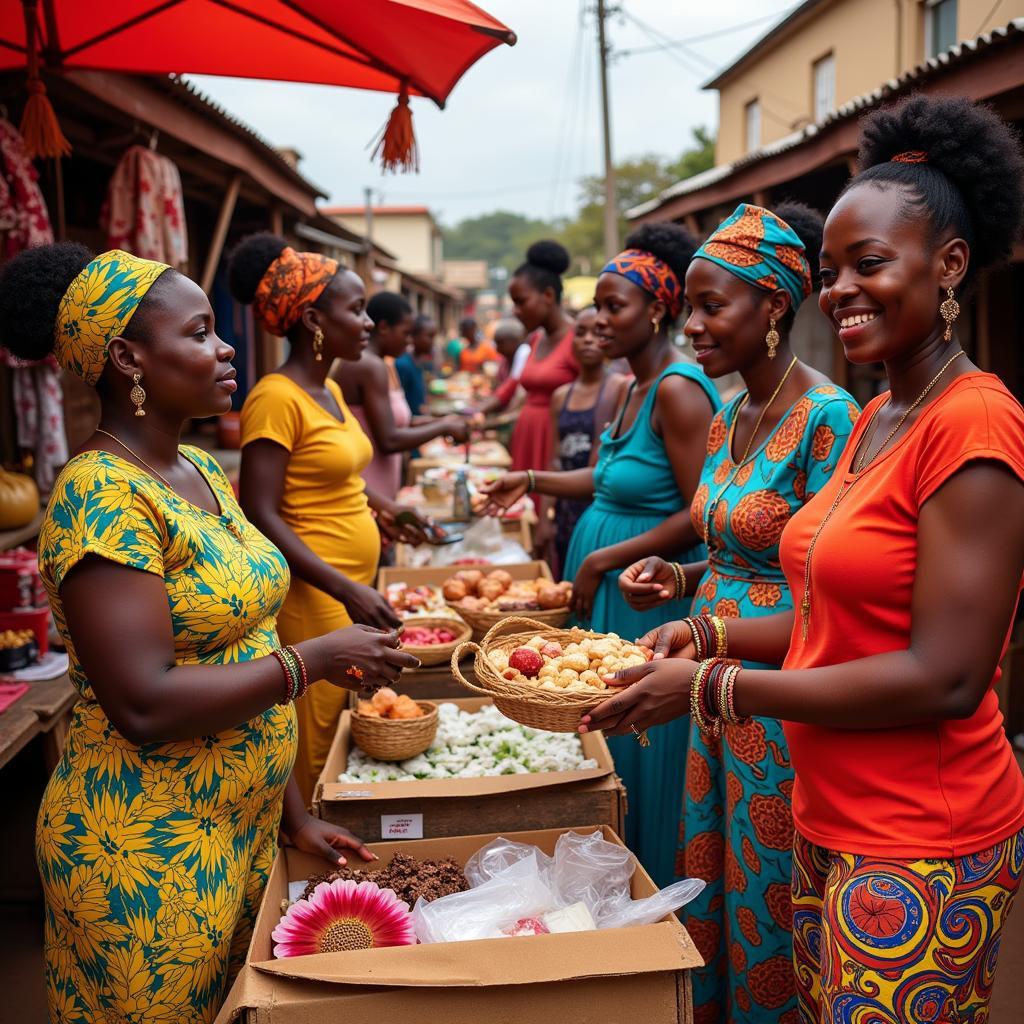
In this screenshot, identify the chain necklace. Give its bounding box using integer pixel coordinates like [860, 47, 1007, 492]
[704, 355, 799, 551]
[94, 428, 175, 489]
[798, 349, 966, 640]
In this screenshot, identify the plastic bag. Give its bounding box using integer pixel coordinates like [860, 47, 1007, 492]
[464, 838, 553, 888]
[412, 850, 553, 943]
[413, 831, 705, 944]
[422, 516, 530, 568]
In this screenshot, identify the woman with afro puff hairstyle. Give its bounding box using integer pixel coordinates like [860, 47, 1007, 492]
[482, 222, 720, 888]
[617, 200, 859, 1023]
[584, 94, 1024, 1024]
[477, 240, 581, 517]
[229, 234, 441, 798]
[3, 244, 416, 1024]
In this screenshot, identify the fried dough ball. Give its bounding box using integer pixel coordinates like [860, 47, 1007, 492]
[443, 579, 468, 601]
[371, 687, 399, 714]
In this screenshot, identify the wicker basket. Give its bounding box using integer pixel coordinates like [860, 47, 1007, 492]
[399, 616, 472, 667]
[450, 616, 614, 733]
[350, 701, 439, 761]
[456, 603, 571, 640]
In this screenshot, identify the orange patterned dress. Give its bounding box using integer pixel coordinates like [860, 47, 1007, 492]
[679, 383, 859, 1024]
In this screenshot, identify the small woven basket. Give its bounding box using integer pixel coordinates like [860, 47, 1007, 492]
[400, 616, 472, 667]
[450, 616, 612, 733]
[350, 701, 439, 761]
[456, 603, 571, 640]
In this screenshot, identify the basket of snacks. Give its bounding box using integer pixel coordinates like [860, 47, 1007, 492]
[399, 616, 472, 667]
[351, 689, 439, 761]
[443, 568, 572, 637]
[450, 616, 651, 733]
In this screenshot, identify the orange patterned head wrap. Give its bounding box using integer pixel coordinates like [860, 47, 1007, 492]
[252, 247, 339, 336]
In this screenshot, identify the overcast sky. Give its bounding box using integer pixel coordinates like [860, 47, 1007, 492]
[188, 1, 795, 226]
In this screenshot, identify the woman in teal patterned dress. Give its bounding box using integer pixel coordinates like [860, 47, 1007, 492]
[482, 223, 719, 887]
[0, 243, 417, 1024]
[618, 204, 859, 1023]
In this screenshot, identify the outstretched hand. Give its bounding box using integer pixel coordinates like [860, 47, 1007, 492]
[579, 657, 698, 736]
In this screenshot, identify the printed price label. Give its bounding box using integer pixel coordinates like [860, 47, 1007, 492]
[380, 813, 424, 839]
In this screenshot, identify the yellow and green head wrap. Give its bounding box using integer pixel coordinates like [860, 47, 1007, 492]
[54, 249, 170, 385]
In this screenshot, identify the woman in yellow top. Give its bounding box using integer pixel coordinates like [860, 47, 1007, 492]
[0, 243, 417, 1024]
[231, 233, 441, 799]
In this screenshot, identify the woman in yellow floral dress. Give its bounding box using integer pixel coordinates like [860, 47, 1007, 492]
[0, 243, 418, 1024]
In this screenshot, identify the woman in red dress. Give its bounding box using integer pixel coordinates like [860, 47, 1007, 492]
[482, 241, 579, 495]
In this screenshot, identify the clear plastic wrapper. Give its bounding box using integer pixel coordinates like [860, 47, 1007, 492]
[413, 831, 705, 944]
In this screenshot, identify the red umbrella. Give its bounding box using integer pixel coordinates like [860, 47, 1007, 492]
[1, 0, 516, 168]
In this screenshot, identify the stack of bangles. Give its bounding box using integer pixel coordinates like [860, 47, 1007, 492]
[668, 562, 687, 600]
[690, 659, 746, 737]
[683, 613, 728, 660]
[272, 645, 309, 704]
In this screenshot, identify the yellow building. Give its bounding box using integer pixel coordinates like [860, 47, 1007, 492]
[712, 0, 1018, 164]
[629, 9, 1024, 406]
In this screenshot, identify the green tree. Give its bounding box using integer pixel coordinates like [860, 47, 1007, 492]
[562, 127, 717, 271]
[441, 210, 555, 274]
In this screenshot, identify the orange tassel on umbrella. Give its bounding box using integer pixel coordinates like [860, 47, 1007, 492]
[19, 0, 70, 160]
[370, 83, 419, 174]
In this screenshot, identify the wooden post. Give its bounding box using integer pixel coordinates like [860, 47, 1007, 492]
[270, 204, 283, 238]
[201, 174, 242, 294]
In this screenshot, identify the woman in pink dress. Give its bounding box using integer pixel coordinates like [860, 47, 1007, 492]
[482, 241, 579, 495]
[332, 291, 468, 499]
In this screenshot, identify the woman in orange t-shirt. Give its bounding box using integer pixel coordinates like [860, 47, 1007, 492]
[583, 95, 1024, 1023]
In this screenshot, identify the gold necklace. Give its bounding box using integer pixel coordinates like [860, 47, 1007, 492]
[94, 428, 175, 489]
[704, 355, 799, 551]
[798, 349, 966, 640]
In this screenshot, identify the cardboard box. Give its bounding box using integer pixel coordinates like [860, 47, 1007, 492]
[314, 697, 625, 841]
[216, 826, 700, 1024]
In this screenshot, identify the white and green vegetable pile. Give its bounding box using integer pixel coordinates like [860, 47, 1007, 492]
[340, 702, 599, 782]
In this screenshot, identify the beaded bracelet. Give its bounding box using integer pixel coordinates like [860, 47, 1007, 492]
[287, 645, 310, 700]
[690, 659, 721, 737]
[272, 648, 301, 704]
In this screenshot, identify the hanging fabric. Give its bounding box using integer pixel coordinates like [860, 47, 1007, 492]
[101, 145, 188, 268]
[0, 115, 68, 492]
[0, 116, 53, 254]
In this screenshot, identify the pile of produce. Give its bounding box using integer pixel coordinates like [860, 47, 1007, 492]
[356, 687, 426, 720]
[340, 701, 599, 781]
[385, 582, 449, 618]
[401, 623, 460, 646]
[0, 627, 38, 670]
[302, 853, 468, 907]
[489, 634, 651, 694]
[442, 568, 571, 614]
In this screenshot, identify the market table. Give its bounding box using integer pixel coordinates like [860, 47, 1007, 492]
[19, 673, 78, 770]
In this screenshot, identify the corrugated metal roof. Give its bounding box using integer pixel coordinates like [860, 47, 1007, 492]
[629, 18, 1024, 220]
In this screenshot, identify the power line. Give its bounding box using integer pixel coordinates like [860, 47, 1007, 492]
[616, 4, 796, 57]
[549, 0, 589, 218]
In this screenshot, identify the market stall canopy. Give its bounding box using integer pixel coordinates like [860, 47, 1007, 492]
[0, 0, 516, 166]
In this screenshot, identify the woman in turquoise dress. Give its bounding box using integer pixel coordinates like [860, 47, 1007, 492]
[618, 204, 859, 1024]
[482, 223, 719, 887]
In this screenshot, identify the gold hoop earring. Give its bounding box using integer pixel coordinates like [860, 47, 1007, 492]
[313, 327, 325, 362]
[765, 318, 780, 359]
[130, 373, 146, 417]
[940, 287, 959, 343]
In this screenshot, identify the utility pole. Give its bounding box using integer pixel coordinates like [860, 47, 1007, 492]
[363, 185, 376, 292]
[596, 0, 618, 258]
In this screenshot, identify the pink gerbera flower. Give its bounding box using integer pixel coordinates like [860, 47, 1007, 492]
[272, 879, 415, 957]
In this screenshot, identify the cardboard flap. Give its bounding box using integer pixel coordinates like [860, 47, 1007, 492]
[252, 921, 701, 987]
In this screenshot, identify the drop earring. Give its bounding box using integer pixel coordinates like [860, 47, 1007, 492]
[313, 327, 324, 362]
[651, 317, 661, 335]
[765, 318, 780, 359]
[130, 373, 146, 417]
[940, 287, 959, 343]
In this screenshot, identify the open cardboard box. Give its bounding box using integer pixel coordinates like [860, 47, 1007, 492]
[314, 697, 625, 840]
[216, 826, 701, 1024]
